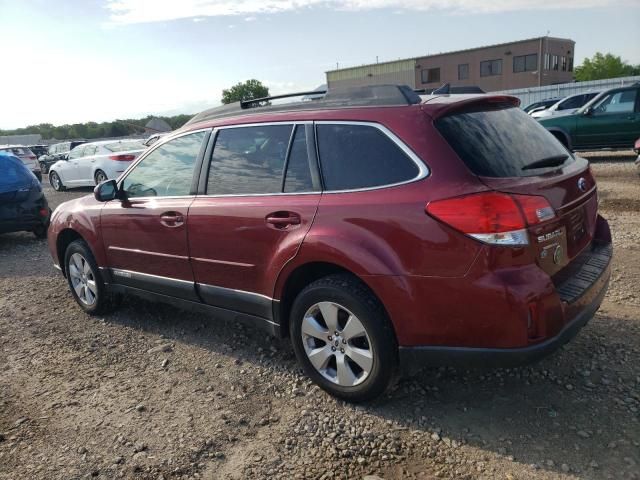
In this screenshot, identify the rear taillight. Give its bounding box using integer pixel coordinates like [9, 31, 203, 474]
[109, 154, 136, 161]
[29, 155, 36, 160]
[426, 192, 555, 246]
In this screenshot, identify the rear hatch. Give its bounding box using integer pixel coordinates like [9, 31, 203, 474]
[434, 100, 597, 277]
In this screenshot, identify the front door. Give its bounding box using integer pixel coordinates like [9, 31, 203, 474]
[574, 88, 639, 148]
[187, 123, 321, 319]
[100, 130, 209, 301]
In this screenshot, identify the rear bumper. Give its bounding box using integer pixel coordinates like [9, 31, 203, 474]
[399, 266, 609, 371]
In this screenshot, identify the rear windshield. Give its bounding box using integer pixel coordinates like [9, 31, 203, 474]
[435, 105, 573, 177]
[0, 147, 31, 156]
[104, 140, 145, 152]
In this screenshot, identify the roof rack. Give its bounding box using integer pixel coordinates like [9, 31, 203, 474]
[240, 90, 327, 108]
[184, 84, 423, 127]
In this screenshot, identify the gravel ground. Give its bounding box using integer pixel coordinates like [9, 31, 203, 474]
[1, 160, 639, 480]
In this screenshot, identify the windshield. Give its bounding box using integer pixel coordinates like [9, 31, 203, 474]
[435, 105, 574, 177]
[104, 140, 145, 152]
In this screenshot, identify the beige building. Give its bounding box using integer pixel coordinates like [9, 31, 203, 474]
[326, 37, 576, 92]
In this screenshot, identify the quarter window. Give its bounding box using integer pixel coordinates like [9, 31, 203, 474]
[480, 59, 502, 77]
[207, 125, 293, 195]
[122, 131, 205, 198]
[316, 123, 420, 191]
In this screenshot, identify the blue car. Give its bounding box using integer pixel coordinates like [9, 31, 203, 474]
[0, 152, 50, 238]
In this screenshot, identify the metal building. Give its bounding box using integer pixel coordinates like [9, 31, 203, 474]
[326, 37, 576, 92]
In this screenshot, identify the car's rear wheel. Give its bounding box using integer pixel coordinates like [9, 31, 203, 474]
[290, 274, 398, 402]
[49, 171, 65, 191]
[64, 240, 120, 315]
[94, 170, 108, 185]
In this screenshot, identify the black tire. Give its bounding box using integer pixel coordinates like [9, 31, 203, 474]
[94, 170, 108, 185]
[64, 239, 120, 315]
[290, 274, 398, 402]
[33, 224, 48, 239]
[49, 171, 65, 191]
[39, 162, 48, 174]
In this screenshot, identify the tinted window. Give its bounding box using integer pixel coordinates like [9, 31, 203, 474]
[593, 89, 637, 114]
[435, 106, 573, 177]
[207, 125, 292, 195]
[284, 126, 315, 193]
[122, 131, 205, 198]
[316, 124, 420, 191]
[558, 95, 585, 110]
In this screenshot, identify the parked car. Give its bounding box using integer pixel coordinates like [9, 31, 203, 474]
[48, 139, 146, 191]
[539, 83, 640, 150]
[28, 144, 49, 159]
[48, 85, 612, 401]
[523, 97, 561, 114]
[531, 92, 600, 119]
[0, 145, 42, 181]
[634, 137, 640, 175]
[38, 140, 87, 174]
[0, 152, 50, 238]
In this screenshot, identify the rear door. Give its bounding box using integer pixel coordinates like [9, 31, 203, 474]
[574, 87, 639, 148]
[187, 123, 321, 318]
[100, 130, 209, 300]
[434, 104, 597, 277]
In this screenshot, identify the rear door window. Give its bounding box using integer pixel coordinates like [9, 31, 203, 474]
[593, 89, 638, 114]
[435, 105, 574, 177]
[207, 124, 293, 195]
[316, 123, 420, 191]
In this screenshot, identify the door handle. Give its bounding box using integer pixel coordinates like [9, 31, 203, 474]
[266, 211, 301, 229]
[160, 211, 185, 227]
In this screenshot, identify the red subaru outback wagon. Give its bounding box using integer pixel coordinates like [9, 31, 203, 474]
[48, 86, 612, 401]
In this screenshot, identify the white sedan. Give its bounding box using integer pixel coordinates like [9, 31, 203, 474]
[48, 139, 145, 191]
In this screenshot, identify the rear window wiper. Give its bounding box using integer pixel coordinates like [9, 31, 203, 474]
[522, 154, 569, 171]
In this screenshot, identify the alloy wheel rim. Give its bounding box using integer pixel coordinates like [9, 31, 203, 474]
[97, 172, 106, 183]
[51, 174, 60, 189]
[301, 302, 374, 387]
[68, 253, 97, 306]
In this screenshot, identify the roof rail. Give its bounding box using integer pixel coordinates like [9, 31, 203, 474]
[240, 90, 327, 109]
[184, 84, 422, 127]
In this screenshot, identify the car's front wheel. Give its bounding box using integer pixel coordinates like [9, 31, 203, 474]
[290, 274, 398, 402]
[64, 240, 119, 315]
[49, 171, 65, 191]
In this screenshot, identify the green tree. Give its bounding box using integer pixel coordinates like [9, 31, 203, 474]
[221, 79, 269, 104]
[574, 52, 640, 81]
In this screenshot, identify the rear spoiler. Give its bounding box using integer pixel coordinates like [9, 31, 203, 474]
[423, 95, 521, 120]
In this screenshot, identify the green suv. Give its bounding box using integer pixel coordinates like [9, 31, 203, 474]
[538, 83, 640, 150]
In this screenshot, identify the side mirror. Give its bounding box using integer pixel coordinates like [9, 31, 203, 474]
[94, 179, 118, 202]
[62, 154, 69, 160]
[583, 107, 593, 116]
